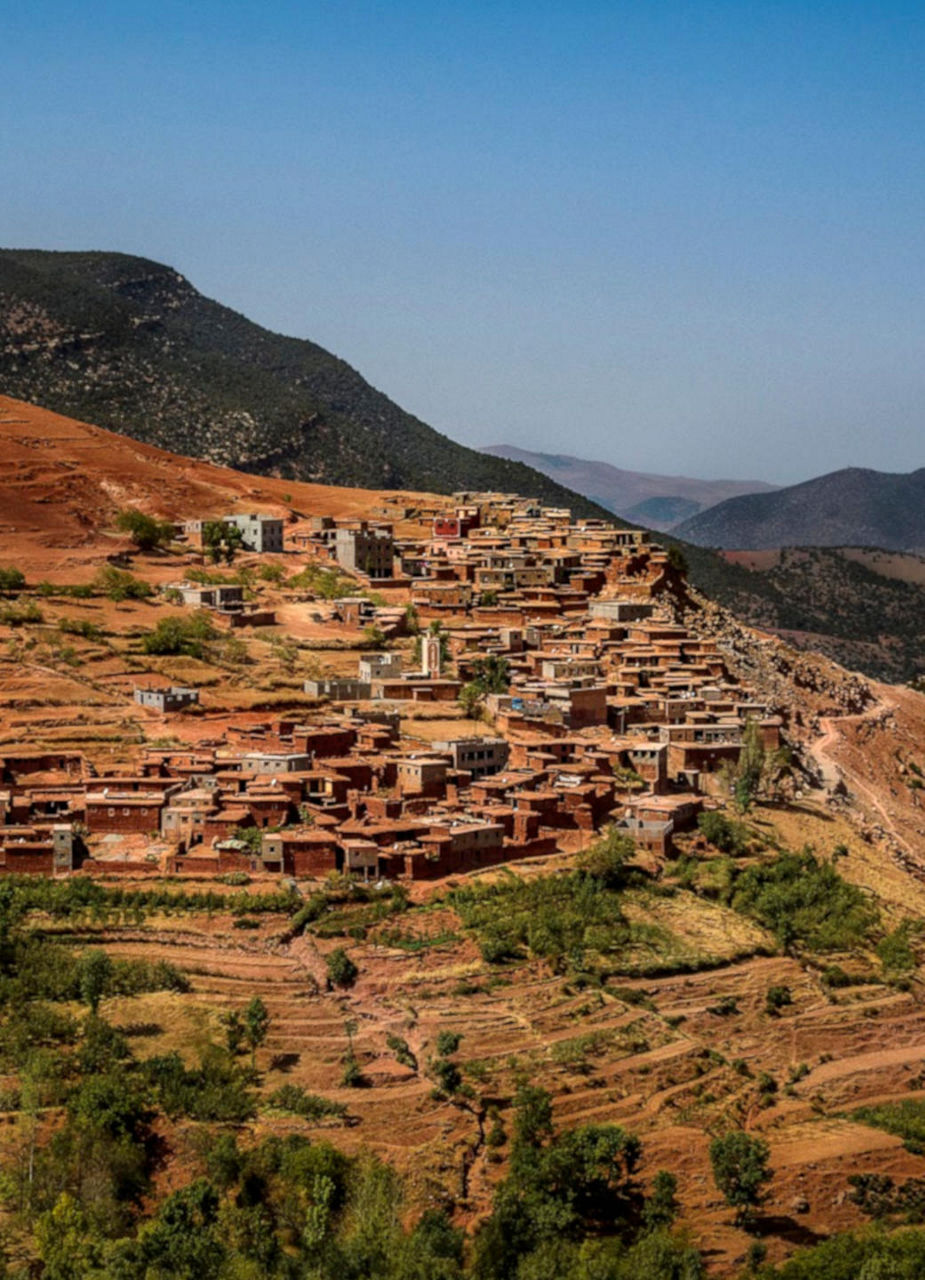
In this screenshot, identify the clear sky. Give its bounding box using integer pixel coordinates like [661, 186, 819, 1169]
[3, 0, 924, 483]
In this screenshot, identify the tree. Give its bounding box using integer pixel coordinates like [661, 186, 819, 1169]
[35, 1193, 101, 1280]
[79, 948, 113, 1015]
[469, 654, 510, 695]
[577, 827, 635, 888]
[116, 508, 173, 552]
[326, 947, 358, 989]
[202, 520, 243, 564]
[643, 1169, 680, 1232]
[243, 996, 269, 1069]
[666, 544, 689, 575]
[221, 1009, 246, 1057]
[709, 1130, 773, 1225]
[142, 613, 215, 658]
[734, 720, 766, 814]
[363, 624, 388, 649]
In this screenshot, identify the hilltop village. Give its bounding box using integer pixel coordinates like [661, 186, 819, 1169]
[1, 492, 782, 883]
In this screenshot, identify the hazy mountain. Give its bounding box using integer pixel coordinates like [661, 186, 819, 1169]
[673, 467, 925, 551]
[482, 444, 776, 529]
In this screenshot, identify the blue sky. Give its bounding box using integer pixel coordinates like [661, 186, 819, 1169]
[3, 0, 924, 482]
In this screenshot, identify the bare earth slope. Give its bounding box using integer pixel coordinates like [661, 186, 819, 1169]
[0, 394, 436, 577]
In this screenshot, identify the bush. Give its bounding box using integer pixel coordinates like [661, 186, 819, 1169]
[143, 1049, 256, 1122]
[266, 1085, 347, 1122]
[0, 567, 26, 592]
[436, 1030, 462, 1057]
[731, 850, 877, 951]
[326, 947, 358, 988]
[877, 923, 918, 974]
[94, 566, 154, 602]
[58, 618, 104, 641]
[577, 828, 635, 888]
[765, 984, 793, 1015]
[115, 509, 174, 551]
[854, 1100, 925, 1155]
[697, 811, 751, 855]
[0, 601, 44, 626]
[141, 613, 216, 657]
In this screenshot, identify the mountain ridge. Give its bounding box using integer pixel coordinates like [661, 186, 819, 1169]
[482, 443, 777, 529]
[673, 465, 925, 551]
[0, 248, 616, 518]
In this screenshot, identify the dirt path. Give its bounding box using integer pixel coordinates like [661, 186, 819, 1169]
[808, 694, 919, 862]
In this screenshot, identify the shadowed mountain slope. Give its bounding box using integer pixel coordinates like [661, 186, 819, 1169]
[673, 467, 925, 551]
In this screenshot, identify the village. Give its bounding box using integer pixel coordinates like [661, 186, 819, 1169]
[0, 492, 781, 884]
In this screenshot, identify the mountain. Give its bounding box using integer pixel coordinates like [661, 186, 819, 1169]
[673, 466, 925, 551]
[482, 444, 776, 529]
[0, 249, 612, 518]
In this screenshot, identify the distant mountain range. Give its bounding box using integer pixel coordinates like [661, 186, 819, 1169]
[673, 467, 925, 551]
[482, 445, 776, 530]
[0, 249, 611, 518]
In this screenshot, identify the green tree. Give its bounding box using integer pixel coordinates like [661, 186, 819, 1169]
[136, 1180, 226, 1277]
[141, 613, 215, 657]
[243, 996, 269, 1069]
[94, 566, 154, 602]
[115, 508, 173, 552]
[577, 827, 635, 888]
[35, 1192, 101, 1280]
[734, 720, 766, 814]
[709, 1130, 773, 1225]
[221, 1009, 246, 1056]
[202, 520, 244, 564]
[642, 1169, 680, 1232]
[326, 947, 359, 989]
[79, 949, 113, 1015]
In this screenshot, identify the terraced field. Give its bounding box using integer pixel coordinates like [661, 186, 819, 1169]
[27, 843, 925, 1276]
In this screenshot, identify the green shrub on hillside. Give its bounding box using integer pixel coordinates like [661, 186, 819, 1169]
[141, 613, 215, 657]
[730, 850, 876, 951]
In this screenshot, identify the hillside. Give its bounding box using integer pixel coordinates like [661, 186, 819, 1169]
[0, 395, 442, 583]
[680, 545, 925, 685]
[483, 443, 776, 529]
[0, 404, 925, 1278]
[0, 248, 612, 516]
[673, 466, 925, 551]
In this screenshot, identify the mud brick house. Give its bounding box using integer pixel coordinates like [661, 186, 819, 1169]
[433, 737, 510, 780]
[0, 824, 79, 875]
[359, 653, 403, 682]
[161, 789, 218, 847]
[134, 686, 200, 712]
[0, 752, 87, 783]
[85, 790, 169, 835]
[396, 755, 449, 798]
[261, 829, 340, 876]
[387, 819, 506, 879]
